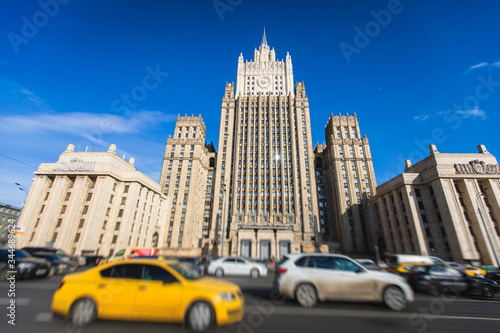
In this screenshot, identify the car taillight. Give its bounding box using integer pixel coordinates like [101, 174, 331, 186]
[57, 281, 65, 290]
[278, 268, 287, 274]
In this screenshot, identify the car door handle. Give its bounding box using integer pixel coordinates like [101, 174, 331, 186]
[98, 283, 107, 289]
[138, 285, 147, 291]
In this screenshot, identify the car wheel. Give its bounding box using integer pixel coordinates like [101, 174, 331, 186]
[215, 268, 224, 278]
[295, 283, 318, 308]
[383, 285, 407, 311]
[0, 268, 8, 280]
[481, 285, 495, 298]
[68, 298, 97, 327]
[187, 301, 213, 332]
[250, 269, 259, 279]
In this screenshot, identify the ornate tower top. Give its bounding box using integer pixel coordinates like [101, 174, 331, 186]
[235, 30, 294, 97]
[262, 27, 267, 46]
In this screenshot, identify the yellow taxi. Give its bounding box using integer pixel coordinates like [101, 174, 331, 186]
[464, 266, 486, 277]
[387, 262, 429, 275]
[51, 259, 244, 332]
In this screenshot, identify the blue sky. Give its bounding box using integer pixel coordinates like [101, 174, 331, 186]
[1, 0, 499, 207]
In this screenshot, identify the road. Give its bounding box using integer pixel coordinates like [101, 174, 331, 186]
[1, 268, 500, 333]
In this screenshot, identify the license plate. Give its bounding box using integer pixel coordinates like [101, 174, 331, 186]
[36, 269, 47, 276]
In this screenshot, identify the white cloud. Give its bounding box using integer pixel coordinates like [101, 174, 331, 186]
[413, 114, 429, 121]
[468, 62, 488, 71]
[0, 110, 177, 135]
[455, 107, 486, 119]
[466, 59, 500, 73]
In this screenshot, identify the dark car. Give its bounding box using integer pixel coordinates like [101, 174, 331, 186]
[485, 271, 500, 283]
[22, 247, 80, 267]
[465, 276, 500, 298]
[29, 252, 78, 275]
[0, 248, 52, 279]
[171, 257, 204, 276]
[84, 255, 104, 266]
[408, 265, 500, 298]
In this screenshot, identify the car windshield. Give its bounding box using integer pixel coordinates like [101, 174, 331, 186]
[169, 263, 201, 280]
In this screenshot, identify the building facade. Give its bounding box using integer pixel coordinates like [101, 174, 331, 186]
[16, 144, 166, 256]
[322, 113, 378, 254]
[158, 30, 322, 259]
[159, 115, 217, 256]
[0, 203, 21, 247]
[371, 145, 500, 267]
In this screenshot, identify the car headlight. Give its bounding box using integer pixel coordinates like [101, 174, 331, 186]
[220, 292, 236, 301]
[18, 262, 35, 271]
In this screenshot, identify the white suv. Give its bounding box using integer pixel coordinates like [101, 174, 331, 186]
[274, 253, 414, 311]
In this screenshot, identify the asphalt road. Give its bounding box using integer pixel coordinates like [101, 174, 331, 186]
[1, 268, 500, 333]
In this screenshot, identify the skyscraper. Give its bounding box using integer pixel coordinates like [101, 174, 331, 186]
[323, 113, 377, 254]
[209, 29, 322, 259]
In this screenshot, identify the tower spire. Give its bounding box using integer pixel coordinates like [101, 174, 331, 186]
[262, 27, 267, 46]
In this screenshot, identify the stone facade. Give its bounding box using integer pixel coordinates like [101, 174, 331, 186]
[216, 32, 324, 259]
[159, 115, 216, 256]
[322, 113, 378, 254]
[371, 145, 500, 267]
[16, 144, 166, 256]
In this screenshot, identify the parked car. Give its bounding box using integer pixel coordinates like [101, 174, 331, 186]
[107, 248, 160, 263]
[171, 257, 204, 276]
[387, 262, 430, 276]
[407, 265, 468, 295]
[445, 261, 465, 273]
[207, 256, 268, 279]
[30, 252, 78, 275]
[0, 248, 52, 279]
[274, 253, 414, 311]
[464, 266, 487, 277]
[51, 259, 244, 331]
[407, 265, 500, 298]
[22, 247, 80, 268]
[84, 255, 104, 266]
[485, 271, 500, 283]
[355, 259, 381, 271]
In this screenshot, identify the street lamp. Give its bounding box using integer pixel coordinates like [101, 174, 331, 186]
[15, 182, 29, 226]
[476, 190, 500, 268]
[221, 183, 227, 257]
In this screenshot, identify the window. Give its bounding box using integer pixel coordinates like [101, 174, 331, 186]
[143, 265, 177, 282]
[333, 257, 363, 272]
[100, 264, 142, 279]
